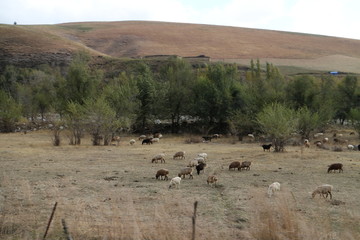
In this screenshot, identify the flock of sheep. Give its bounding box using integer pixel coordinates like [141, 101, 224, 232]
[113, 131, 356, 200]
[153, 151, 219, 189]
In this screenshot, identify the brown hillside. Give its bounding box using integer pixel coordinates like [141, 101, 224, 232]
[1, 21, 360, 73]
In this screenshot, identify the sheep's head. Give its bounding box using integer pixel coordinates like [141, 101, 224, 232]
[311, 191, 317, 198]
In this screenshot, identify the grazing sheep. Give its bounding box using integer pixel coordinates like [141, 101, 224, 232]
[202, 136, 212, 142]
[111, 136, 121, 146]
[327, 163, 343, 173]
[240, 161, 251, 171]
[152, 154, 166, 163]
[267, 182, 281, 198]
[188, 159, 200, 167]
[154, 133, 163, 138]
[304, 139, 310, 148]
[142, 138, 153, 145]
[156, 169, 169, 180]
[207, 175, 218, 187]
[247, 133, 255, 139]
[139, 135, 147, 140]
[169, 177, 181, 189]
[151, 137, 160, 143]
[313, 133, 324, 138]
[196, 162, 207, 175]
[333, 138, 348, 144]
[312, 184, 333, 199]
[347, 144, 355, 150]
[323, 137, 329, 143]
[173, 151, 186, 160]
[129, 139, 136, 145]
[194, 157, 206, 164]
[198, 153, 208, 160]
[262, 144, 272, 152]
[315, 141, 322, 148]
[229, 161, 241, 171]
[178, 167, 194, 179]
[212, 134, 221, 139]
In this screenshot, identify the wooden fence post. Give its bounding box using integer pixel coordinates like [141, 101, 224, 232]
[43, 202, 58, 240]
[192, 201, 198, 240]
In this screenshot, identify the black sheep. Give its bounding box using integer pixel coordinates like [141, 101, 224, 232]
[196, 162, 207, 175]
[202, 136, 212, 142]
[262, 144, 272, 152]
[142, 138, 153, 145]
[327, 163, 343, 173]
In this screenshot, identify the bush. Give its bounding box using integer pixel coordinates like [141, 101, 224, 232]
[256, 103, 298, 152]
[0, 90, 22, 132]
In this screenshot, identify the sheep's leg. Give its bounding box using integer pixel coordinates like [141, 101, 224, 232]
[328, 191, 332, 199]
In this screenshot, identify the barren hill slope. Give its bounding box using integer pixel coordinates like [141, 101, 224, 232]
[1, 21, 360, 73]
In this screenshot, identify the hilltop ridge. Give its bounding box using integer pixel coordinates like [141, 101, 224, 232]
[1, 21, 360, 73]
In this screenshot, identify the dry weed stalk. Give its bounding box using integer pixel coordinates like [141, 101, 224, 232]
[250, 191, 320, 240]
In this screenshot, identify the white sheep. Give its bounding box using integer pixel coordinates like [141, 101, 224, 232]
[169, 176, 181, 189]
[151, 137, 160, 143]
[247, 133, 255, 138]
[304, 139, 310, 148]
[154, 133, 163, 138]
[347, 144, 355, 150]
[313, 133, 324, 138]
[267, 182, 281, 197]
[212, 134, 221, 139]
[129, 139, 136, 145]
[198, 153, 208, 160]
[188, 159, 198, 167]
[194, 157, 206, 164]
[138, 135, 147, 140]
[311, 184, 333, 199]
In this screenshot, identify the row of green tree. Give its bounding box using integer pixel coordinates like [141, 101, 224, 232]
[1, 53, 360, 149]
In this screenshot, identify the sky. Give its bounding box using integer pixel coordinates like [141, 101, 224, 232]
[1, 0, 360, 40]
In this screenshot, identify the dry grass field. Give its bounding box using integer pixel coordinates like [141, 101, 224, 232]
[0, 130, 360, 240]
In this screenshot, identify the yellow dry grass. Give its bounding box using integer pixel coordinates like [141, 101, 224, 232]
[0, 130, 359, 239]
